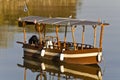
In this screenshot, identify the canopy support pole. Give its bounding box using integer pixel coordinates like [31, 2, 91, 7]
[23, 22, 26, 43]
[99, 24, 104, 49]
[38, 24, 42, 44]
[93, 25, 97, 47]
[64, 26, 67, 48]
[71, 26, 76, 50]
[43, 24, 46, 42]
[82, 25, 85, 50]
[56, 25, 60, 48]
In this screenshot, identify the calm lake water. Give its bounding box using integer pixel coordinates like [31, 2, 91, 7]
[0, 0, 120, 80]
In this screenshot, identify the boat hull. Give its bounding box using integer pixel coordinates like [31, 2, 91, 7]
[23, 44, 102, 64]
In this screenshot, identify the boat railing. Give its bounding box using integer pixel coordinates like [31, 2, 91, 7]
[26, 34, 94, 50]
[59, 41, 94, 50]
[21, 34, 94, 50]
[43, 36, 58, 49]
[44, 39, 94, 50]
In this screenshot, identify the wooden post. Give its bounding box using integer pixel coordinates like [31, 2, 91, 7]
[82, 25, 85, 49]
[64, 26, 67, 48]
[71, 26, 76, 50]
[99, 24, 104, 48]
[23, 22, 26, 43]
[43, 24, 46, 42]
[56, 25, 60, 48]
[38, 24, 42, 44]
[23, 28, 26, 43]
[93, 25, 97, 47]
[24, 68, 27, 80]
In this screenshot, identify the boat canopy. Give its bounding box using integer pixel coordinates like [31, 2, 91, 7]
[18, 16, 109, 26]
[18, 16, 110, 49]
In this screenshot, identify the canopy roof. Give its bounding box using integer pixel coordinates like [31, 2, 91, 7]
[19, 16, 109, 26]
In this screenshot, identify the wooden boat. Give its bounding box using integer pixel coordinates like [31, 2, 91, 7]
[17, 16, 109, 64]
[18, 56, 102, 80]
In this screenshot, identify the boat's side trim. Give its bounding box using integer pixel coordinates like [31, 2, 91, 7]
[24, 48, 102, 59]
[63, 52, 102, 58]
[24, 48, 59, 56]
[24, 48, 41, 54]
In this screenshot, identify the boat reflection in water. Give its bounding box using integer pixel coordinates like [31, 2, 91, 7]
[18, 55, 102, 80]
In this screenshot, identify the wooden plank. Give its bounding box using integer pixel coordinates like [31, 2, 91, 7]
[16, 41, 25, 44]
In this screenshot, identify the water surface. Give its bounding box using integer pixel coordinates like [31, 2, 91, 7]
[0, 0, 120, 80]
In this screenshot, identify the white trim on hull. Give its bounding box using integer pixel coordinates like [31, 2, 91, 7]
[24, 48, 102, 58]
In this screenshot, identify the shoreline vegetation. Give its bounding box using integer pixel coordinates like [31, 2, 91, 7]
[0, 0, 80, 25]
